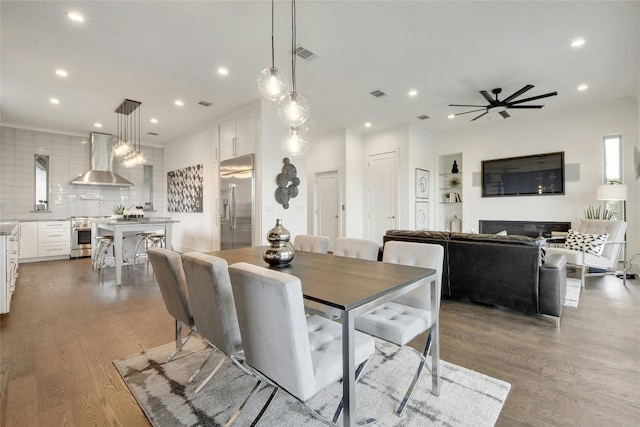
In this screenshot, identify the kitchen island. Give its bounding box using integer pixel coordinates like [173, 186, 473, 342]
[92, 218, 178, 285]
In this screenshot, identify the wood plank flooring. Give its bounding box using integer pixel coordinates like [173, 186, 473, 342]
[1, 258, 639, 426]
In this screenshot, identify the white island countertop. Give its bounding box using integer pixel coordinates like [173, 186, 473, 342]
[92, 218, 179, 285]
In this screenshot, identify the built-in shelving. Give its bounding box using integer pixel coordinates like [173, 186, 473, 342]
[436, 154, 463, 231]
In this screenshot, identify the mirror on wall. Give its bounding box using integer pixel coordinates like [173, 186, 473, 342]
[143, 164, 153, 210]
[34, 154, 49, 211]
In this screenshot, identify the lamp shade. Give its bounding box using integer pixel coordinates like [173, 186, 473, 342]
[596, 184, 627, 201]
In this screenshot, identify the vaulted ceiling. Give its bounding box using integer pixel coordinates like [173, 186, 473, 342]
[2, 1, 639, 145]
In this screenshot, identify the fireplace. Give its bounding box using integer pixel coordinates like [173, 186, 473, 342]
[479, 220, 571, 238]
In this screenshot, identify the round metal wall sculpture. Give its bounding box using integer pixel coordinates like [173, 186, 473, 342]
[275, 157, 300, 209]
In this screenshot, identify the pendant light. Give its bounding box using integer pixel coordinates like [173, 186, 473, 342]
[280, 125, 308, 156]
[113, 108, 132, 157]
[278, 0, 309, 127]
[258, 0, 288, 101]
[115, 99, 146, 168]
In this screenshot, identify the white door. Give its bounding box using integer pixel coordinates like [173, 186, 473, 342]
[368, 152, 397, 243]
[315, 171, 340, 243]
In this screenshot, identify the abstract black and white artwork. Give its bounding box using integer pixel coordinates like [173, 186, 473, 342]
[167, 164, 203, 213]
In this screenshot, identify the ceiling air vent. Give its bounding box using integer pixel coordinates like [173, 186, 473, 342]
[148, 132, 159, 136]
[417, 114, 430, 120]
[198, 100, 213, 107]
[369, 89, 387, 98]
[294, 46, 316, 60]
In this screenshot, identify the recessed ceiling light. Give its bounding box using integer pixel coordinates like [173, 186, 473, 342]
[67, 12, 84, 22]
[55, 69, 68, 77]
[150, 118, 158, 124]
[571, 38, 585, 48]
[448, 114, 455, 119]
[364, 122, 372, 128]
[408, 90, 418, 97]
[577, 84, 589, 91]
[49, 98, 60, 105]
[94, 123, 102, 128]
[217, 67, 229, 76]
[174, 100, 184, 107]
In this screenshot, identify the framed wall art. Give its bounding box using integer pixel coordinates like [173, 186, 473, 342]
[415, 168, 429, 199]
[167, 163, 203, 213]
[415, 201, 429, 230]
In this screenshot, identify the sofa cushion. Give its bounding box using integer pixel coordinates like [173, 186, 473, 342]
[449, 232, 546, 247]
[565, 229, 608, 256]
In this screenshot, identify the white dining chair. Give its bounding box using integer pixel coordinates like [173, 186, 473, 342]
[228, 262, 375, 425]
[147, 247, 196, 362]
[293, 234, 330, 254]
[355, 240, 444, 416]
[333, 237, 379, 261]
[180, 252, 247, 394]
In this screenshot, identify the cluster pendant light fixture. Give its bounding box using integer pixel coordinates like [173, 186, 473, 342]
[258, 0, 309, 155]
[113, 99, 146, 168]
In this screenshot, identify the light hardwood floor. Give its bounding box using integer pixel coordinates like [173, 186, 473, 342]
[1, 258, 639, 426]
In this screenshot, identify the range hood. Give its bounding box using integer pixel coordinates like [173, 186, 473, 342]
[71, 132, 133, 187]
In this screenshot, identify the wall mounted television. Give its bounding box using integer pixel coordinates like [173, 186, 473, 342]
[482, 152, 565, 197]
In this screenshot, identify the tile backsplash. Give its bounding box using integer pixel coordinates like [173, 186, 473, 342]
[0, 126, 164, 220]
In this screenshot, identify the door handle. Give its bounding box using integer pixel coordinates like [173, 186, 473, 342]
[387, 216, 395, 219]
[229, 184, 237, 230]
[333, 215, 339, 218]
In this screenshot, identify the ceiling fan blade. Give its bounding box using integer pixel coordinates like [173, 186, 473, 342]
[502, 84, 534, 103]
[509, 91, 557, 105]
[499, 110, 511, 119]
[479, 90, 495, 104]
[449, 104, 487, 108]
[454, 108, 487, 116]
[508, 105, 544, 109]
[471, 111, 489, 121]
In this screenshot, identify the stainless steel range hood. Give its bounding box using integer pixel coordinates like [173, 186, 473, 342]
[71, 132, 133, 187]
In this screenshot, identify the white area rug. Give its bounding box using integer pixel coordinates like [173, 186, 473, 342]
[564, 278, 581, 308]
[114, 337, 510, 426]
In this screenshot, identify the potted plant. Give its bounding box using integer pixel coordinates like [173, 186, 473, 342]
[584, 205, 616, 220]
[112, 204, 125, 219]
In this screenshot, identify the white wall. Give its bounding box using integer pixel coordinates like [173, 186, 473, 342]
[435, 97, 639, 256]
[345, 130, 365, 237]
[163, 127, 214, 253]
[256, 103, 308, 244]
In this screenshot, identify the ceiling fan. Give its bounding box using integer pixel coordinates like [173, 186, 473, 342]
[449, 85, 557, 121]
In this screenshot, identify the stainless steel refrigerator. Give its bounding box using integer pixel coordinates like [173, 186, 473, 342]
[220, 154, 254, 249]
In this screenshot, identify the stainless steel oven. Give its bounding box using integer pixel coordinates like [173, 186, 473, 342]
[71, 217, 92, 258]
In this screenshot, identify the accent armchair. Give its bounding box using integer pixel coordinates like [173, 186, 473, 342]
[546, 219, 627, 287]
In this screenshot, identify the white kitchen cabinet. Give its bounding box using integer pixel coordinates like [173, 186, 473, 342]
[19, 221, 38, 259]
[219, 113, 254, 161]
[37, 220, 70, 258]
[1, 223, 20, 314]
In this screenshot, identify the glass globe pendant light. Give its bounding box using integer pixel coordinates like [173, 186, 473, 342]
[115, 99, 145, 168]
[280, 125, 308, 156]
[278, 0, 309, 128]
[113, 111, 132, 157]
[258, 0, 288, 101]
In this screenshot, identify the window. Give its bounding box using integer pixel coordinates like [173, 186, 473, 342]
[603, 135, 623, 219]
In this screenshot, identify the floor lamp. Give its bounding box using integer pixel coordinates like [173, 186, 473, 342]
[596, 184, 632, 280]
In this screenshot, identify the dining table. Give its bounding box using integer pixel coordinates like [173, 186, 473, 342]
[207, 246, 439, 427]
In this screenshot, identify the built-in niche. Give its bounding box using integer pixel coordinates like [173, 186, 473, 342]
[34, 154, 49, 211]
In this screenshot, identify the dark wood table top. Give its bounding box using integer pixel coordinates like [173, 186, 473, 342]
[207, 246, 435, 311]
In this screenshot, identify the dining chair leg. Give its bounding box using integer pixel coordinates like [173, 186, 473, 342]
[249, 386, 279, 427]
[226, 380, 263, 427]
[166, 320, 194, 362]
[194, 356, 226, 394]
[396, 331, 432, 416]
[189, 348, 218, 383]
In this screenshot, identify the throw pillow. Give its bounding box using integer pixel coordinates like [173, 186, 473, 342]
[565, 229, 609, 256]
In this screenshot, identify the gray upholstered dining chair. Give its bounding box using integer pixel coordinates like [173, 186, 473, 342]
[355, 240, 444, 416]
[147, 247, 196, 362]
[333, 237, 379, 261]
[293, 234, 330, 254]
[228, 262, 375, 426]
[180, 252, 246, 394]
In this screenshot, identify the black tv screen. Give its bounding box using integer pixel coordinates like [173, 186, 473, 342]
[482, 152, 565, 197]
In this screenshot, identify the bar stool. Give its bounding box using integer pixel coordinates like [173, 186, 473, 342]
[133, 231, 166, 271]
[93, 235, 129, 279]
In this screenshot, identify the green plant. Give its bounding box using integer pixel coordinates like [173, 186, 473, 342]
[584, 205, 616, 220]
[113, 204, 125, 215]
